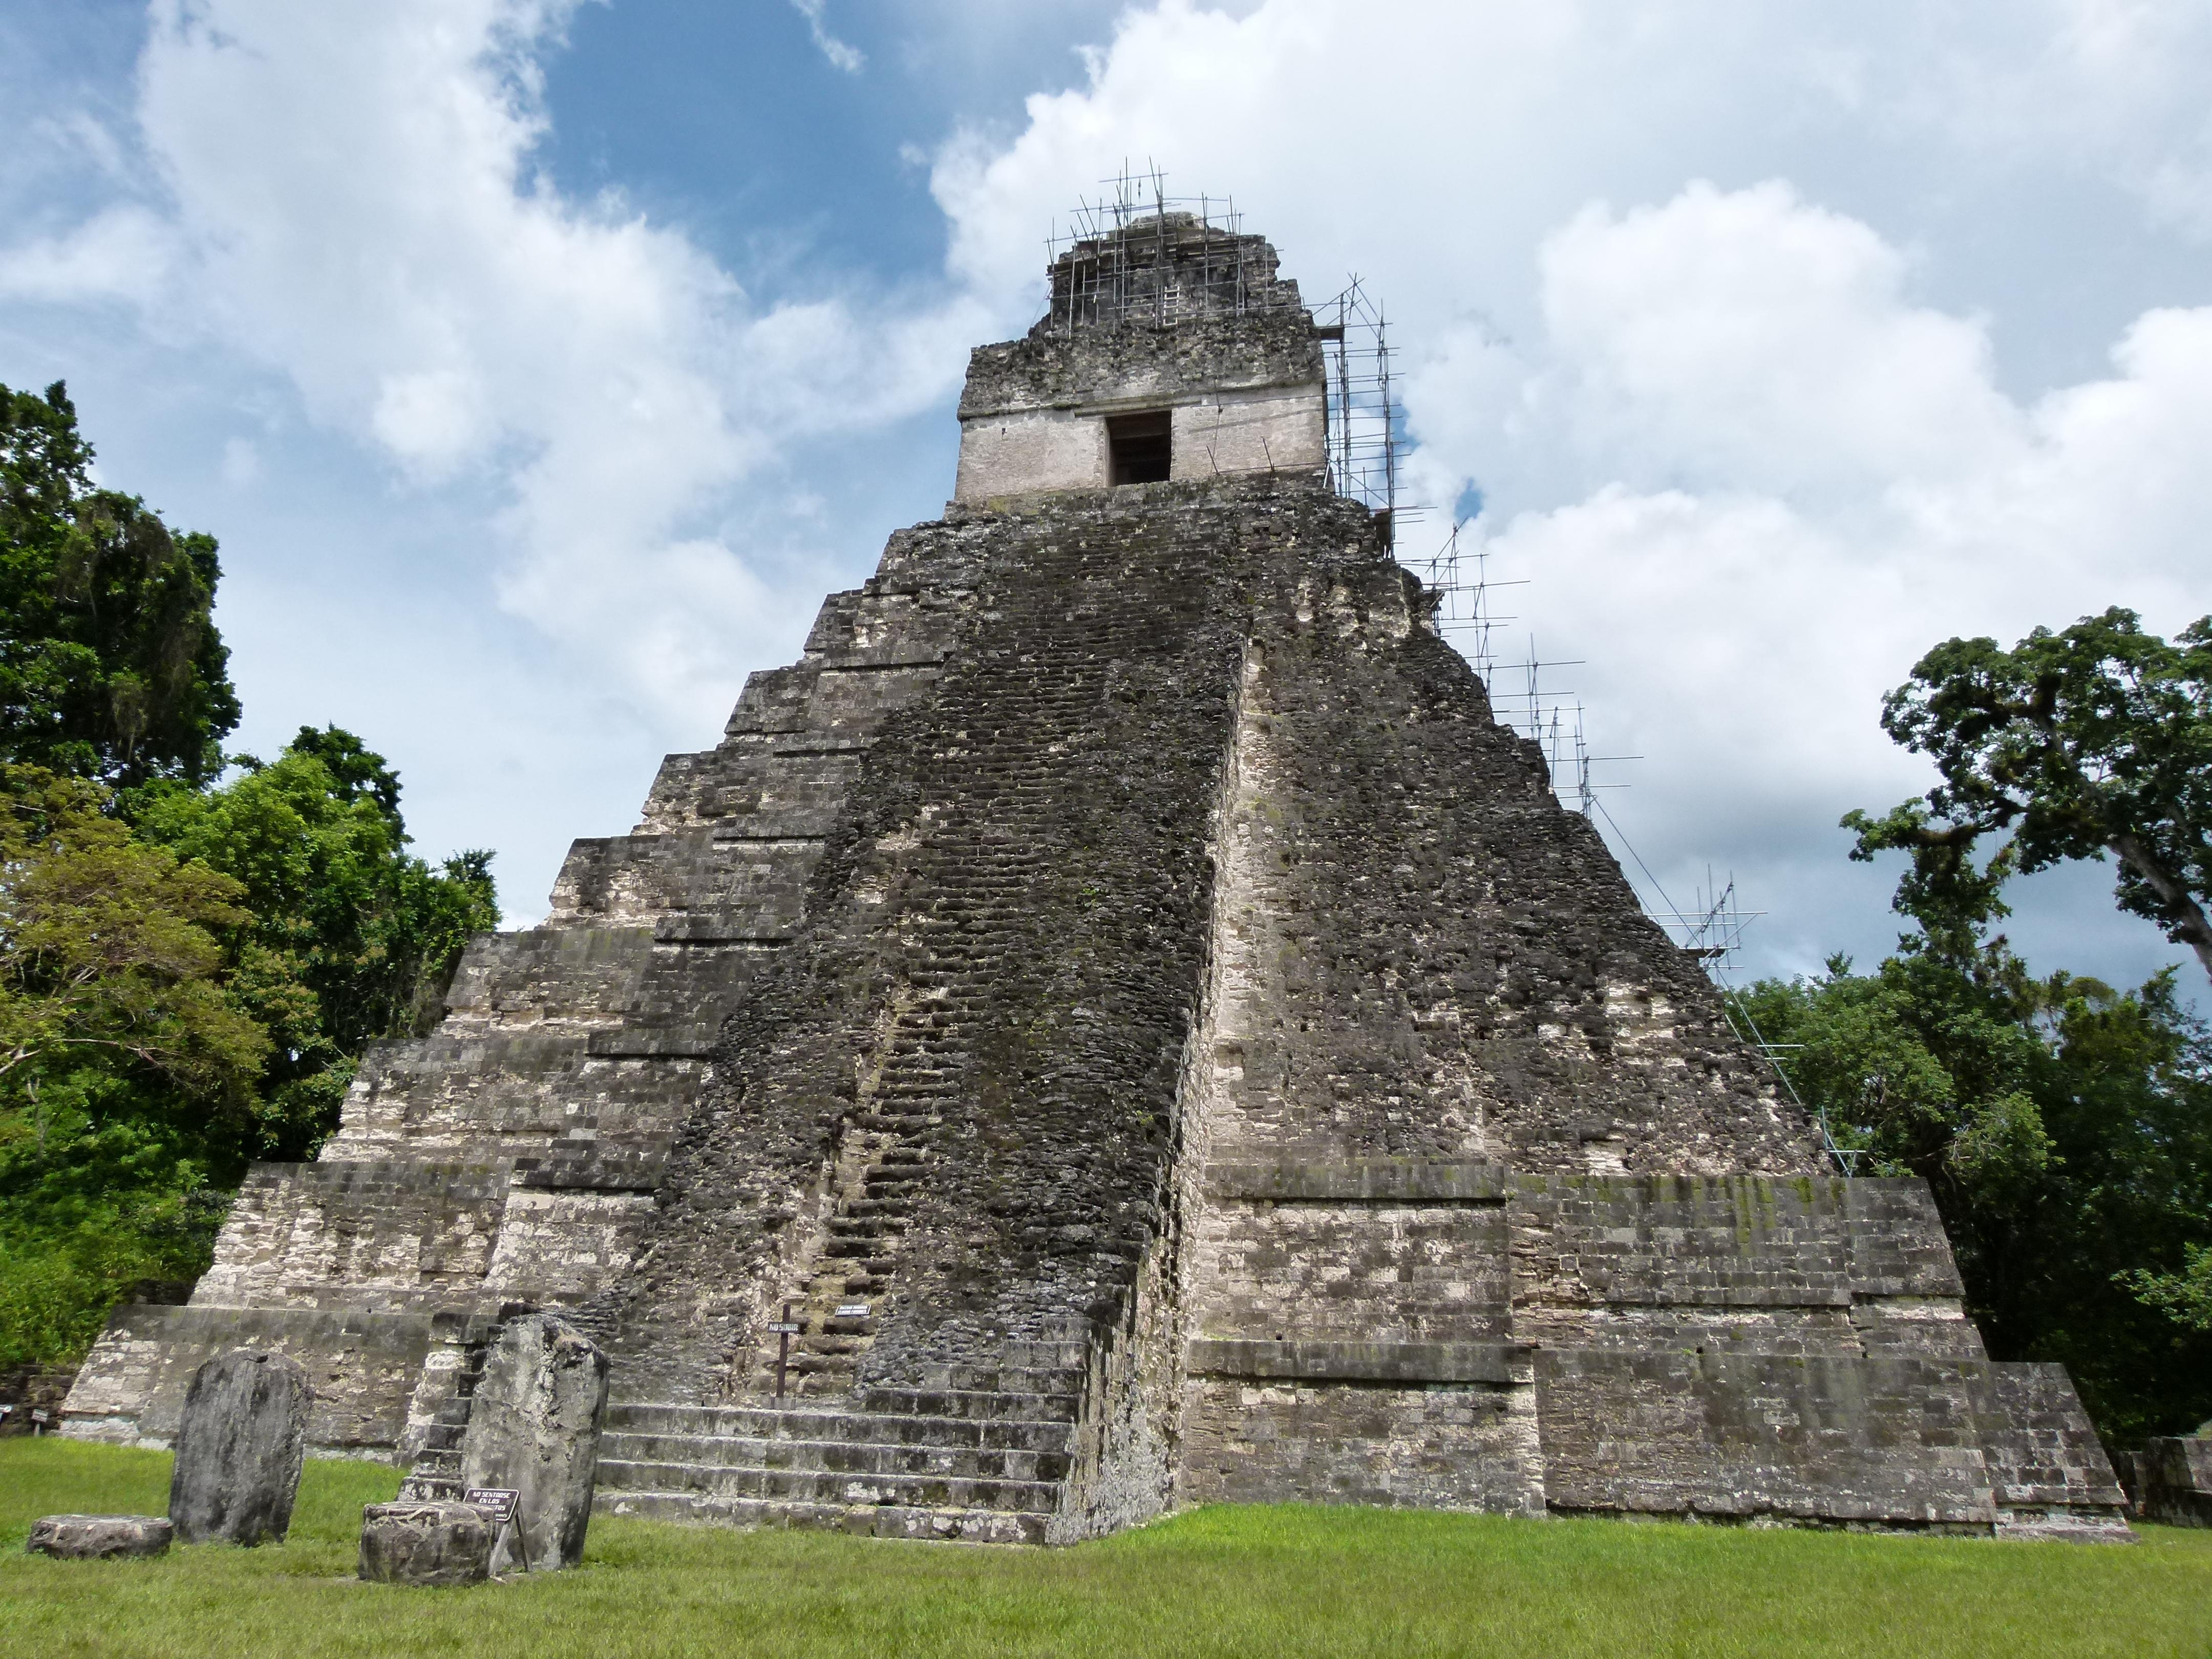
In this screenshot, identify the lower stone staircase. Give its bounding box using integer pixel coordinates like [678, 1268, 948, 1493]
[741, 1142, 931, 1399]
[592, 1347, 1089, 1544]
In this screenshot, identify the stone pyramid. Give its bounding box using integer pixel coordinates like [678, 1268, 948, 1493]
[66, 210, 2129, 1543]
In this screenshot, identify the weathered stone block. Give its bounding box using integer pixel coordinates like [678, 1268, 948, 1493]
[358, 1501, 494, 1586]
[1178, 1375, 1544, 1514]
[1534, 1348, 1999, 1527]
[2137, 1434, 2212, 1526]
[460, 1313, 609, 1571]
[1976, 1362, 2129, 1517]
[168, 1349, 310, 1545]
[62, 1303, 433, 1452]
[25, 1514, 172, 1559]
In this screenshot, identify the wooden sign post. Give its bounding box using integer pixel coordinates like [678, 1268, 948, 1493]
[765, 1302, 801, 1400]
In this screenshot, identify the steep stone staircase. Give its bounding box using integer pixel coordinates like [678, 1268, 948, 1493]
[588, 499, 1257, 1541]
[592, 1343, 1091, 1542]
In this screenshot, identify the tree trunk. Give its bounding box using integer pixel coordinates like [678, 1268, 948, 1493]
[2108, 832, 2212, 985]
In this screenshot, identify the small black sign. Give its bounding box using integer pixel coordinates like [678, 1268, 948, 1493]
[465, 1487, 520, 1524]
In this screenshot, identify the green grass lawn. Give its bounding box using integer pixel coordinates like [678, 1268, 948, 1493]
[3, 1439, 2209, 1658]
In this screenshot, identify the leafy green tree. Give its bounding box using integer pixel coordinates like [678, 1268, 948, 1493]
[2120, 1246, 2212, 1333]
[0, 389, 501, 1372]
[1845, 608, 2212, 984]
[1747, 623, 2212, 1442]
[1, 382, 241, 786]
[132, 726, 499, 1160]
[0, 765, 269, 1367]
[1738, 941, 2212, 1442]
[0, 767, 266, 1121]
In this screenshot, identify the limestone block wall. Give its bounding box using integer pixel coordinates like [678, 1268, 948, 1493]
[954, 309, 1327, 502]
[189, 1160, 510, 1312]
[1508, 1175, 1980, 1358]
[2130, 1432, 2212, 1526]
[1179, 1371, 1544, 1512]
[1171, 390, 1326, 479]
[1151, 495, 2122, 1532]
[953, 388, 1327, 501]
[1533, 1349, 1998, 1524]
[598, 482, 1303, 1403]
[483, 1189, 657, 1305]
[61, 1304, 445, 1455]
[1206, 571, 1825, 1177]
[335, 1036, 706, 1156]
[65, 512, 984, 1450]
[1980, 1363, 2137, 1529]
[1176, 1164, 2115, 1529]
[1038, 212, 1305, 334]
[954, 409, 1108, 499]
[1189, 1194, 1509, 1343]
[959, 310, 1323, 421]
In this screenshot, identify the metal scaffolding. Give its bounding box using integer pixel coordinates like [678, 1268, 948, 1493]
[1041, 167, 1414, 535]
[1406, 518, 1628, 815]
[1315, 277, 1413, 539]
[1042, 164, 1301, 334]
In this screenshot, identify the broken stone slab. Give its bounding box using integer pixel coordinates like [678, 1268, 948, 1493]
[167, 1348, 311, 1545]
[358, 1501, 494, 1587]
[460, 1312, 609, 1572]
[25, 1515, 173, 1559]
[2136, 1433, 2212, 1527]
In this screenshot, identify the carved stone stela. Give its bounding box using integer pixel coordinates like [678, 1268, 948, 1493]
[63, 210, 2130, 1544]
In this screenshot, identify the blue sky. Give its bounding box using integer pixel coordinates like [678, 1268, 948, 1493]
[4, 1, 2210, 1001]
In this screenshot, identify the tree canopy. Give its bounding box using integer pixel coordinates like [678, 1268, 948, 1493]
[1, 381, 241, 788]
[0, 766, 268, 1143]
[1845, 608, 2212, 983]
[0, 386, 498, 1372]
[0, 765, 271, 1367]
[1740, 607, 2212, 1442]
[1737, 938, 2212, 1443]
[132, 728, 499, 1160]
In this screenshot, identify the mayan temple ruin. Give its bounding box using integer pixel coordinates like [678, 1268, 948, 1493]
[65, 206, 2131, 1543]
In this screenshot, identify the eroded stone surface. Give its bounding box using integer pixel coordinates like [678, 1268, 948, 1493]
[2135, 1434, 2212, 1526]
[358, 1502, 493, 1586]
[168, 1349, 309, 1545]
[459, 1313, 608, 1571]
[25, 1515, 172, 1559]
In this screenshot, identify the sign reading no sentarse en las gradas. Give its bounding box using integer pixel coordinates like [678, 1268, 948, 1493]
[465, 1488, 519, 1524]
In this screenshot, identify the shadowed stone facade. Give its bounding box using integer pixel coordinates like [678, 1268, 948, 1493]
[66, 212, 2129, 1543]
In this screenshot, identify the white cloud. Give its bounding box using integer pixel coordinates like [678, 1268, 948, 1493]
[0, 204, 177, 307]
[1532, 183, 2023, 500]
[3, 0, 967, 729]
[790, 0, 864, 74]
[1451, 184, 2212, 959]
[1903, 0, 2212, 238]
[219, 435, 261, 487]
